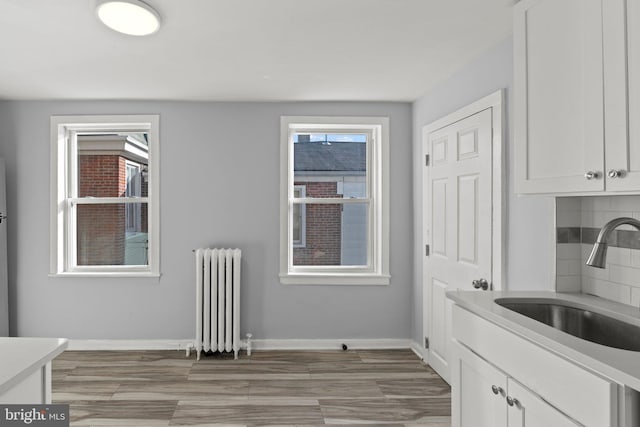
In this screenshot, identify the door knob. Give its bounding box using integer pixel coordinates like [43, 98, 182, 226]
[472, 278, 489, 290]
[506, 396, 520, 408]
[584, 171, 600, 180]
[608, 169, 623, 178]
[491, 385, 504, 396]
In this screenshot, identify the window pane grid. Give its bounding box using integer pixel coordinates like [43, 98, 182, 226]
[289, 201, 371, 268]
[52, 115, 159, 276]
[281, 117, 388, 284]
[290, 129, 371, 270]
[290, 197, 371, 204]
[70, 197, 149, 205]
[70, 201, 149, 268]
[65, 125, 153, 272]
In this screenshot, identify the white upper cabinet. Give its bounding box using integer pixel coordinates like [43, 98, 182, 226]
[515, 0, 640, 194]
[514, 0, 604, 194]
[605, 0, 640, 191]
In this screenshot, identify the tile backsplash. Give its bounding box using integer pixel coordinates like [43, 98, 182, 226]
[556, 195, 640, 306]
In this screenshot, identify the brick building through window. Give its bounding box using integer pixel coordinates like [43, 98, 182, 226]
[293, 136, 366, 266]
[77, 134, 149, 266]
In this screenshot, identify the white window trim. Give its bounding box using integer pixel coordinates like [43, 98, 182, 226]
[49, 115, 160, 277]
[279, 116, 390, 286]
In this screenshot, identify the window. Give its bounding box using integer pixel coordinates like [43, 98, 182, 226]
[50, 115, 159, 276]
[280, 116, 390, 285]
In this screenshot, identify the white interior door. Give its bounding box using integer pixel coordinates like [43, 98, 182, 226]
[423, 107, 494, 383]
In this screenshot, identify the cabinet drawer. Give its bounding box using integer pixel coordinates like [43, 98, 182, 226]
[452, 305, 616, 426]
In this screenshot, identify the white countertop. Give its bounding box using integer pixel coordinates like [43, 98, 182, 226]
[447, 290, 640, 391]
[0, 337, 68, 395]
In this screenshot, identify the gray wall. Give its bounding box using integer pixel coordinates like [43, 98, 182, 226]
[411, 37, 556, 344]
[0, 100, 413, 340]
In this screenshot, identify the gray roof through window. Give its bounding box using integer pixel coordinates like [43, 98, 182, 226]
[294, 142, 365, 172]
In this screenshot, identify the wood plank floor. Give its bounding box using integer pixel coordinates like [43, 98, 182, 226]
[52, 349, 451, 426]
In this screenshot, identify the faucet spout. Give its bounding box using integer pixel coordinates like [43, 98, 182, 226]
[586, 217, 640, 268]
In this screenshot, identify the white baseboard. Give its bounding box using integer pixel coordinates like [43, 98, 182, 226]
[250, 338, 413, 351]
[67, 338, 415, 352]
[67, 339, 193, 351]
[410, 339, 427, 361]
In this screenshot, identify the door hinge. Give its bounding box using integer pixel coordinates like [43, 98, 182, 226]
[425, 154, 430, 166]
[425, 244, 430, 256]
[425, 337, 429, 349]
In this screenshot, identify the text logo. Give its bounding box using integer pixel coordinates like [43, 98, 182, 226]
[1, 405, 69, 426]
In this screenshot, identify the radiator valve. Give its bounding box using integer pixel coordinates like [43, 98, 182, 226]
[246, 333, 253, 356]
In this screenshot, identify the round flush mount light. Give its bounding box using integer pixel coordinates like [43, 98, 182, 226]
[96, 0, 161, 36]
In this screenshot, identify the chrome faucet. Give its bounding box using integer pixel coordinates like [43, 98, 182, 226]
[586, 217, 640, 268]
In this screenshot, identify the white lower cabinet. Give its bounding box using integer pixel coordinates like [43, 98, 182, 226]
[451, 304, 617, 427]
[454, 343, 580, 427]
[507, 379, 579, 427]
[454, 344, 507, 427]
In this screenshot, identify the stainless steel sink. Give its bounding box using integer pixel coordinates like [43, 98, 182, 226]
[495, 298, 640, 351]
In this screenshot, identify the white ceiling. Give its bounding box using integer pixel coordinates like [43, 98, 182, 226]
[0, 0, 513, 102]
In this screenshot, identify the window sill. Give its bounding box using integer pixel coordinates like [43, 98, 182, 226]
[49, 272, 161, 278]
[280, 273, 390, 286]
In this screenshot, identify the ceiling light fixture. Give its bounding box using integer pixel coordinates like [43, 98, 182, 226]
[96, 0, 161, 36]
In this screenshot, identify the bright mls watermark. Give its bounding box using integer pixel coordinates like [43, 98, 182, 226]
[1, 405, 69, 426]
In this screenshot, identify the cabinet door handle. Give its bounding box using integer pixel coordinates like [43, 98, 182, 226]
[608, 169, 623, 178]
[506, 396, 520, 408]
[491, 385, 504, 396]
[584, 171, 600, 180]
